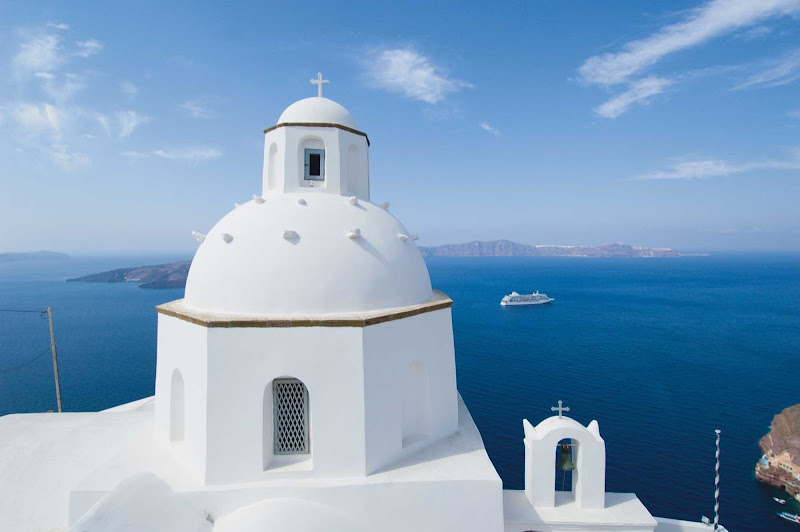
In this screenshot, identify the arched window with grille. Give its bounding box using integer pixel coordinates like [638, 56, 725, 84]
[272, 378, 310, 455]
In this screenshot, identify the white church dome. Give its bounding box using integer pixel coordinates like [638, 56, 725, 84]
[183, 193, 433, 316]
[278, 97, 358, 129]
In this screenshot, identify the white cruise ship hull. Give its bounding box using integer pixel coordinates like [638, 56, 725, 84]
[500, 298, 554, 306]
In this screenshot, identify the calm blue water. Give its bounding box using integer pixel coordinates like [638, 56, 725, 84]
[1, 254, 798, 531]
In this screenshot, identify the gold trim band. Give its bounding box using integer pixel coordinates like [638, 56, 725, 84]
[263, 122, 370, 146]
[156, 291, 452, 329]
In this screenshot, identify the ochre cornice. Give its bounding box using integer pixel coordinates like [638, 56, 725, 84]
[263, 122, 370, 146]
[156, 290, 451, 329]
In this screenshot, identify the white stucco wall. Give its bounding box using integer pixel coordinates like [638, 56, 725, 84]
[154, 307, 460, 485]
[154, 315, 209, 480]
[203, 325, 366, 483]
[362, 308, 459, 473]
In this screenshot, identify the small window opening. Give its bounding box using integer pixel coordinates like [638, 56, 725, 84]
[304, 149, 324, 181]
[273, 378, 310, 454]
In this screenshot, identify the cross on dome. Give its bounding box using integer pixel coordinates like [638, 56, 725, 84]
[311, 72, 329, 97]
[551, 400, 570, 419]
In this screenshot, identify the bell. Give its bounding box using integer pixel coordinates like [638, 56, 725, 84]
[557, 443, 575, 471]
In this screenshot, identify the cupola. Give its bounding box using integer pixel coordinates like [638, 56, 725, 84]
[261, 73, 370, 199]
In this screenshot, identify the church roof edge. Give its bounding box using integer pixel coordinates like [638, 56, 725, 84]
[263, 122, 370, 146]
[156, 290, 452, 329]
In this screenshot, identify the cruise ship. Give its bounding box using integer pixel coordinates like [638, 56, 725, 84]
[500, 291, 554, 306]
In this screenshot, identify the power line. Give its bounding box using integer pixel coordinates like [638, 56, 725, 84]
[0, 346, 52, 373]
[0, 306, 64, 412]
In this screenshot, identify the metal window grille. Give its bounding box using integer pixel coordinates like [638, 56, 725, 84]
[273, 378, 309, 454]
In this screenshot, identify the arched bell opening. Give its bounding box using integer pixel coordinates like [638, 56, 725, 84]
[555, 438, 578, 498]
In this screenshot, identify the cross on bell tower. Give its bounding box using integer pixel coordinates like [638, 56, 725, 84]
[551, 400, 570, 419]
[311, 72, 329, 97]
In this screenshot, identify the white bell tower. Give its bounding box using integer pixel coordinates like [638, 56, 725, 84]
[261, 73, 370, 200]
[503, 403, 658, 532]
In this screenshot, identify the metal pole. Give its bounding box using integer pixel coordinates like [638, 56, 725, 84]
[714, 429, 721, 532]
[46, 307, 62, 413]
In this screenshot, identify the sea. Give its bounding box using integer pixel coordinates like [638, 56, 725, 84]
[1, 253, 799, 531]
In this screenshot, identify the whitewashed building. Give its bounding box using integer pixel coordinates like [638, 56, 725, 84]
[0, 76, 720, 532]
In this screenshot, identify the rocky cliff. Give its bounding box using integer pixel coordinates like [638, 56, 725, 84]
[756, 404, 800, 498]
[67, 261, 190, 289]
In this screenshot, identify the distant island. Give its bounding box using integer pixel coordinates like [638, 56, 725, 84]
[0, 250, 69, 262]
[419, 240, 685, 258]
[67, 261, 190, 289]
[66, 241, 690, 290]
[756, 404, 800, 501]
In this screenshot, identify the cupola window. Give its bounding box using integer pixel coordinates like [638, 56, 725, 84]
[304, 148, 325, 181]
[273, 378, 310, 454]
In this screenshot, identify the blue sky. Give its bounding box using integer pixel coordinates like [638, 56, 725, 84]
[1, 0, 799, 254]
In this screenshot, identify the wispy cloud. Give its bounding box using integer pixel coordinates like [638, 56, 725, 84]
[10, 103, 89, 171]
[579, 0, 800, 87]
[634, 150, 800, 180]
[4, 25, 150, 170]
[121, 81, 138, 96]
[116, 110, 150, 138]
[364, 48, 472, 104]
[594, 77, 672, 119]
[14, 33, 62, 74]
[97, 110, 151, 139]
[122, 147, 222, 163]
[51, 144, 90, 171]
[479, 122, 500, 136]
[74, 39, 103, 58]
[153, 147, 222, 162]
[180, 97, 217, 119]
[578, 0, 800, 118]
[13, 29, 102, 82]
[13, 103, 63, 136]
[735, 25, 773, 40]
[40, 72, 86, 102]
[734, 49, 800, 89]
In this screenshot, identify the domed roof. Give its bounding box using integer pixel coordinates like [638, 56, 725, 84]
[183, 194, 432, 316]
[277, 97, 357, 129]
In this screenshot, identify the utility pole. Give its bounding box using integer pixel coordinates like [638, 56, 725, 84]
[714, 429, 721, 532]
[46, 307, 62, 413]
